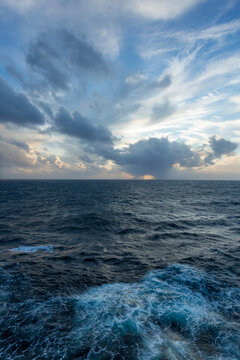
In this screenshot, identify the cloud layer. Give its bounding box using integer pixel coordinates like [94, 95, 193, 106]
[53, 107, 114, 144]
[0, 77, 44, 126]
[204, 136, 238, 165]
[26, 29, 108, 90]
[0, 0, 239, 179]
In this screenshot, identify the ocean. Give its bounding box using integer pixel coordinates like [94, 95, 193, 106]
[0, 180, 239, 359]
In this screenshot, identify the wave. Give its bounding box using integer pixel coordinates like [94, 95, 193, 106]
[0, 264, 239, 359]
[7, 245, 54, 253]
[73, 264, 240, 360]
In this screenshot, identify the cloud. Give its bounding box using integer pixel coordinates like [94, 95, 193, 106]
[0, 136, 86, 177]
[26, 29, 108, 90]
[6, 64, 25, 85]
[26, 35, 69, 90]
[36, 154, 64, 169]
[140, 20, 240, 59]
[210, 135, 238, 157]
[204, 135, 238, 165]
[59, 30, 108, 73]
[203, 136, 238, 165]
[53, 107, 114, 143]
[1, 0, 202, 20]
[0, 135, 29, 152]
[0, 140, 32, 170]
[105, 74, 172, 126]
[124, 74, 171, 96]
[0, 77, 44, 126]
[122, 0, 202, 20]
[0, 0, 36, 14]
[180, 20, 240, 43]
[151, 101, 176, 123]
[8, 139, 29, 152]
[97, 135, 238, 178]
[38, 101, 54, 118]
[107, 137, 201, 178]
[116, 75, 171, 111]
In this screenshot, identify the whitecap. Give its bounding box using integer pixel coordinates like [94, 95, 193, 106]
[0, 264, 239, 359]
[71, 264, 240, 359]
[8, 245, 54, 253]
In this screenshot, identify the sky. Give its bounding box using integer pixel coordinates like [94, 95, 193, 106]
[0, 0, 240, 179]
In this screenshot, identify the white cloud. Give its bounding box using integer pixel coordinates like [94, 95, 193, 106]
[1, 0, 202, 20]
[0, 0, 204, 59]
[123, 0, 202, 20]
[229, 96, 240, 116]
[125, 74, 147, 84]
[140, 20, 240, 59]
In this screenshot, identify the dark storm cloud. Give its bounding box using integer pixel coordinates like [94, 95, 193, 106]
[26, 29, 108, 90]
[101, 137, 201, 178]
[204, 136, 238, 165]
[0, 77, 44, 126]
[54, 107, 114, 143]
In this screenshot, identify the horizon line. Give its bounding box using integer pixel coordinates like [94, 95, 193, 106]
[0, 178, 240, 181]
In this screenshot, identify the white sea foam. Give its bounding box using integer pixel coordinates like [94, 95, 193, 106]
[71, 264, 240, 359]
[0, 264, 239, 359]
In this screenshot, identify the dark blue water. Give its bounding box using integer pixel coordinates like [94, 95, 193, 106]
[0, 180, 239, 359]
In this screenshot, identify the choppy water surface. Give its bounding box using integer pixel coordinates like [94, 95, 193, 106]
[0, 180, 239, 359]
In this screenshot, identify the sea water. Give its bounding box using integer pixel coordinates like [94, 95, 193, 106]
[0, 180, 239, 359]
